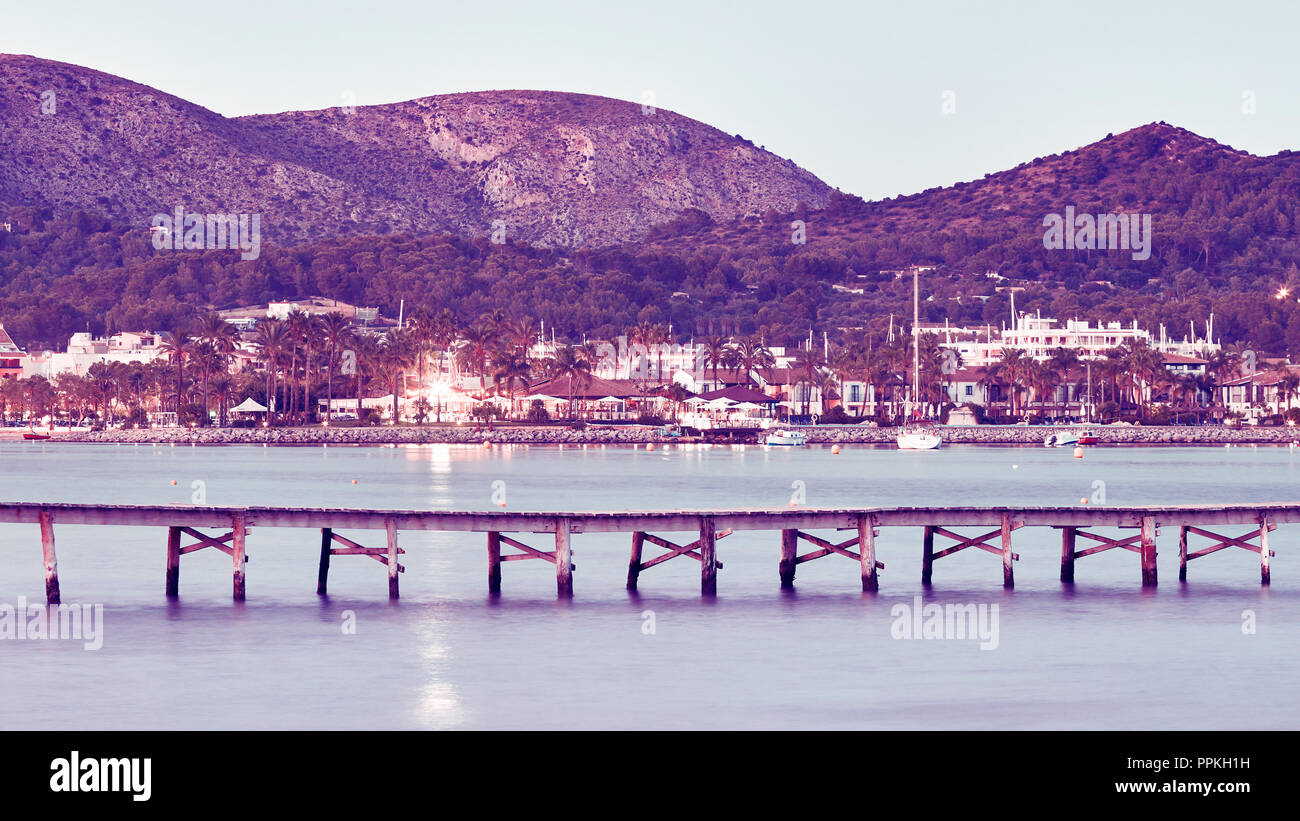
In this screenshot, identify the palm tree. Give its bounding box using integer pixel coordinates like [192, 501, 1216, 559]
[407, 312, 436, 426]
[455, 320, 496, 395]
[379, 329, 416, 424]
[791, 345, 824, 418]
[209, 372, 234, 428]
[701, 334, 729, 392]
[1029, 359, 1061, 419]
[320, 313, 355, 422]
[1279, 372, 1300, 416]
[352, 333, 380, 420]
[189, 341, 221, 425]
[299, 314, 323, 423]
[194, 314, 237, 425]
[733, 335, 775, 387]
[492, 353, 533, 416]
[254, 320, 289, 426]
[159, 322, 191, 415]
[552, 345, 592, 418]
[997, 348, 1032, 419]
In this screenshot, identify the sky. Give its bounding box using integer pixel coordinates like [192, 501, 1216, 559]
[5, 0, 1299, 200]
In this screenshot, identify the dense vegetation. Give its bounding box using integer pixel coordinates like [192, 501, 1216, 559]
[5, 124, 1300, 356]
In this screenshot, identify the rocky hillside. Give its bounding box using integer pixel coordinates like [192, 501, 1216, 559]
[0, 54, 831, 247]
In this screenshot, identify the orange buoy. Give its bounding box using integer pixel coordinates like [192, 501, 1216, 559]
[1073, 447, 1084, 458]
[647, 443, 655, 451]
[1080, 497, 1089, 504]
[788, 499, 798, 507]
[482, 440, 491, 448]
[497, 500, 506, 508]
[831, 445, 841, 454]
[170, 480, 177, 486]
[351, 479, 358, 485]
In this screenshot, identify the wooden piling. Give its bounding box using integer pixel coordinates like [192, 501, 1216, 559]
[555, 517, 573, 598]
[859, 514, 878, 592]
[921, 525, 934, 586]
[166, 526, 181, 597]
[1178, 525, 1188, 583]
[231, 513, 246, 601]
[1140, 516, 1157, 587]
[700, 518, 718, 596]
[1260, 516, 1271, 586]
[39, 509, 59, 605]
[1001, 512, 1014, 589]
[488, 531, 502, 594]
[385, 518, 399, 599]
[316, 528, 332, 595]
[1060, 526, 1076, 583]
[626, 531, 644, 591]
[779, 529, 797, 588]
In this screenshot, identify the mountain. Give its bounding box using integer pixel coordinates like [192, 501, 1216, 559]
[3, 56, 1300, 357]
[0, 54, 831, 247]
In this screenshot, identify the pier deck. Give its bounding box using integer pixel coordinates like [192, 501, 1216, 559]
[2, 502, 1286, 602]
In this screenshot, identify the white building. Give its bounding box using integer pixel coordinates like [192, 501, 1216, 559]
[22, 331, 167, 379]
[920, 313, 1220, 368]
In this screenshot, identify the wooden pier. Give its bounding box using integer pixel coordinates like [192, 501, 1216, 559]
[0, 502, 1286, 602]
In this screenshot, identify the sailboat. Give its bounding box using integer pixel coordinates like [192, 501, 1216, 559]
[896, 269, 942, 450]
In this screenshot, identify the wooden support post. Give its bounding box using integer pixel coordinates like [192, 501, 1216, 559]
[700, 518, 718, 596]
[316, 528, 332, 595]
[1260, 516, 1271, 586]
[231, 513, 246, 601]
[39, 509, 60, 605]
[166, 526, 181, 597]
[385, 518, 399, 599]
[626, 531, 644, 591]
[1178, 525, 1188, 583]
[555, 518, 573, 598]
[1001, 512, 1014, 589]
[1060, 526, 1076, 583]
[779, 529, 798, 588]
[921, 525, 934, 586]
[859, 514, 878, 592]
[1140, 516, 1157, 587]
[488, 531, 502, 594]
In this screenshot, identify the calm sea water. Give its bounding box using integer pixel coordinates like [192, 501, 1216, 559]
[1, 441, 1296, 730]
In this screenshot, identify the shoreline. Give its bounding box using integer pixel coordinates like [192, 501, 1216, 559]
[18, 424, 1300, 447]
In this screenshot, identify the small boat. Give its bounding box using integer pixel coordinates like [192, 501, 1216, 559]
[1077, 434, 1098, 446]
[896, 425, 942, 450]
[23, 432, 51, 441]
[1044, 431, 1080, 448]
[765, 429, 807, 446]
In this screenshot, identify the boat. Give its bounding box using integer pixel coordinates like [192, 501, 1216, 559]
[1044, 431, 1080, 448]
[764, 429, 807, 446]
[23, 432, 50, 441]
[896, 425, 942, 450]
[895, 269, 943, 451]
[1077, 434, 1099, 445]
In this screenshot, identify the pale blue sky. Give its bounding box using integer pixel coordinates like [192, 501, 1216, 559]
[6, 0, 1298, 199]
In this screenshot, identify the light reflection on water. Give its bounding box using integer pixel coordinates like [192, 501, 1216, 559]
[0, 442, 1296, 729]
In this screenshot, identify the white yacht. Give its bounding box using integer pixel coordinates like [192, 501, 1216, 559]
[765, 429, 808, 446]
[896, 425, 942, 450]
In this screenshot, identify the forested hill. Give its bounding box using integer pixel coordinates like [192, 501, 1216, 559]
[4, 121, 1300, 355]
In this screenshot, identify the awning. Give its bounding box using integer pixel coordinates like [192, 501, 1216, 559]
[230, 398, 268, 413]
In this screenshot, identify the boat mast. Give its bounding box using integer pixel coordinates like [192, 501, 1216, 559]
[912, 268, 920, 421]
